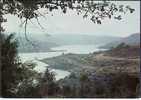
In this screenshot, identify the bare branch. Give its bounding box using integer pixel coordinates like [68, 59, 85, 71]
[35, 16, 45, 30]
[24, 18, 36, 47]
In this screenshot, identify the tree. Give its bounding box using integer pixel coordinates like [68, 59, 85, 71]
[79, 71, 89, 97]
[1, 33, 20, 97]
[0, 0, 135, 35]
[0, 0, 136, 98]
[0, 33, 42, 97]
[38, 69, 59, 97]
[109, 73, 139, 98]
[16, 62, 42, 98]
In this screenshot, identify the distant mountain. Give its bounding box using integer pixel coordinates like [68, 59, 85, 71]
[42, 34, 121, 46]
[100, 33, 140, 49]
[17, 35, 58, 53]
[16, 33, 121, 53]
[122, 33, 140, 45]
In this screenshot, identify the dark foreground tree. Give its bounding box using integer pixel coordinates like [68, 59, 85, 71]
[0, 33, 42, 97]
[59, 72, 140, 98]
[0, 32, 59, 97]
[0, 0, 137, 98]
[15, 62, 42, 98]
[1, 33, 20, 97]
[38, 69, 60, 97]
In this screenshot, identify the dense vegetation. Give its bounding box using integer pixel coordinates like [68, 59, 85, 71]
[0, 33, 57, 97]
[1, 33, 36, 97]
[105, 43, 140, 58]
[0, 0, 139, 98]
[41, 43, 140, 98]
[1, 33, 140, 98]
[58, 71, 139, 98]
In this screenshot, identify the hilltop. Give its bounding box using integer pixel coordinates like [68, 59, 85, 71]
[100, 33, 140, 49]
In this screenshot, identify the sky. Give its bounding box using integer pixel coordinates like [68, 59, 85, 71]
[3, 1, 140, 37]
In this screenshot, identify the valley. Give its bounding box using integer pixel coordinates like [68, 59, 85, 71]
[41, 45, 140, 75]
[18, 33, 140, 97]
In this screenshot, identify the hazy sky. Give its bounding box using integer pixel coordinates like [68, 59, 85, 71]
[3, 1, 140, 37]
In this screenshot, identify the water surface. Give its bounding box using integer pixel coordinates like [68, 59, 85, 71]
[19, 44, 105, 80]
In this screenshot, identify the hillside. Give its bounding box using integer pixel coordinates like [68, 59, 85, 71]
[41, 44, 140, 74]
[43, 34, 121, 46]
[17, 33, 121, 52]
[100, 33, 140, 49]
[17, 37, 58, 53]
[41, 44, 140, 97]
[123, 33, 140, 45]
[104, 44, 140, 58]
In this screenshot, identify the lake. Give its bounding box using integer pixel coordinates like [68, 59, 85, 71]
[19, 52, 70, 80]
[51, 44, 104, 54]
[19, 44, 105, 80]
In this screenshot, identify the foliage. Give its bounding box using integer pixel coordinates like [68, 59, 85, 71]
[59, 72, 139, 98]
[109, 73, 139, 98]
[0, 33, 139, 98]
[0, 0, 138, 98]
[15, 62, 42, 98]
[0, 33, 61, 98]
[38, 68, 60, 97]
[0, 0, 136, 50]
[1, 0, 135, 23]
[0, 0, 135, 36]
[0, 33, 42, 97]
[1, 33, 20, 97]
